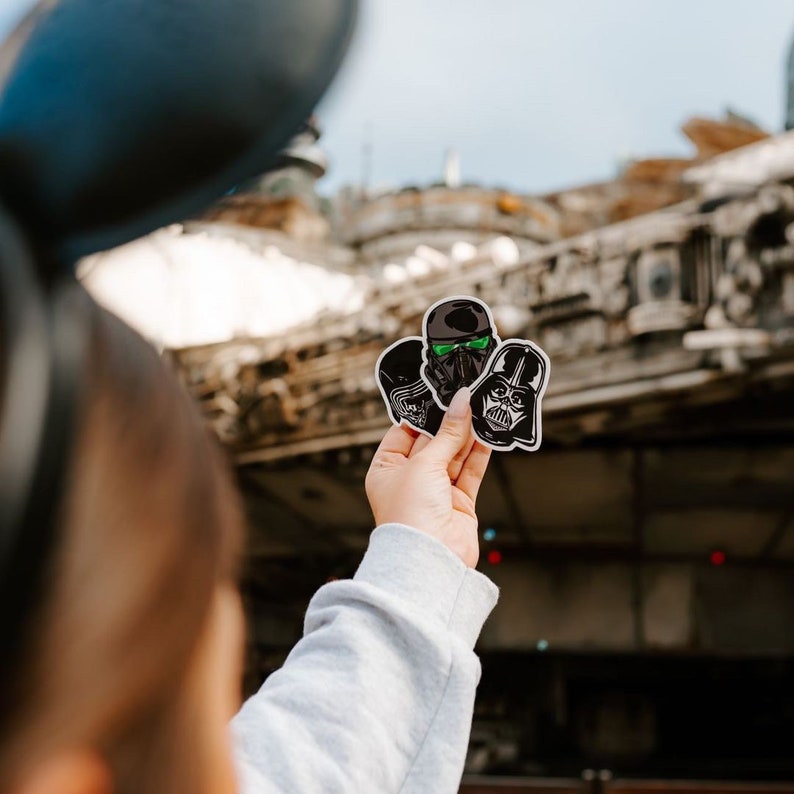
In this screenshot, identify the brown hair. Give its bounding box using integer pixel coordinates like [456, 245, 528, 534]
[0, 297, 244, 792]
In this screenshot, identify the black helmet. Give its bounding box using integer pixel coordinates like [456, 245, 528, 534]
[470, 340, 550, 451]
[421, 296, 498, 407]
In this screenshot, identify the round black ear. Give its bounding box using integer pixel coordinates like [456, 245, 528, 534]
[0, 0, 357, 273]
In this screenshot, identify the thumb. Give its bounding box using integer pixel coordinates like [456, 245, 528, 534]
[422, 387, 472, 465]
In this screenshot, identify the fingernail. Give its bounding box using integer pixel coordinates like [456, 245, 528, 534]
[448, 386, 471, 419]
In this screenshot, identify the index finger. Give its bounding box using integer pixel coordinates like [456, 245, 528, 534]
[454, 441, 492, 503]
[373, 423, 421, 460]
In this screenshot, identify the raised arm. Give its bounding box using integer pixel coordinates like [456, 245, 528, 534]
[232, 388, 499, 794]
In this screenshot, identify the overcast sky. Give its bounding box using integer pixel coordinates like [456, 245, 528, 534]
[316, 0, 793, 194]
[2, 1, 792, 197]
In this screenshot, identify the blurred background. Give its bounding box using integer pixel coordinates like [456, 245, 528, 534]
[10, 1, 794, 790]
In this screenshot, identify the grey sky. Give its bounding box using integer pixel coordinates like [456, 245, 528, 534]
[1, 1, 791, 197]
[317, 1, 794, 194]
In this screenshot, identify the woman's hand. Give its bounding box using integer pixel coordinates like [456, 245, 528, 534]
[365, 388, 492, 568]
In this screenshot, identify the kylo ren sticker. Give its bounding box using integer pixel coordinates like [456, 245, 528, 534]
[375, 296, 551, 452]
[376, 337, 444, 437]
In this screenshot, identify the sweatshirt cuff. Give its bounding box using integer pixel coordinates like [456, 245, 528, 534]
[354, 523, 499, 648]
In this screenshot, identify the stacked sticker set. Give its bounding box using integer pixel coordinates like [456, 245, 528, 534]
[375, 296, 551, 452]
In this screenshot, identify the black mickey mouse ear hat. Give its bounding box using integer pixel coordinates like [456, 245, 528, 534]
[0, 0, 357, 270]
[0, 0, 356, 270]
[0, 0, 357, 683]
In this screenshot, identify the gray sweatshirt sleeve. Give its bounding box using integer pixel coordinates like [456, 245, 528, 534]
[231, 522, 499, 794]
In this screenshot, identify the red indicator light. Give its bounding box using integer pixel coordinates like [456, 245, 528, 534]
[710, 550, 726, 567]
[487, 550, 503, 565]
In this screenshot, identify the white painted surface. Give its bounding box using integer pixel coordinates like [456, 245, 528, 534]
[80, 227, 365, 349]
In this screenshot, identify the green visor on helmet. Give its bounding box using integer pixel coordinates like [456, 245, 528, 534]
[431, 335, 491, 357]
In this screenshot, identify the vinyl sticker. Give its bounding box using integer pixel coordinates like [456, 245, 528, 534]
[469, 338, 551, 452]
[419, 296, 501, 409]
[375, 336, 444, 437]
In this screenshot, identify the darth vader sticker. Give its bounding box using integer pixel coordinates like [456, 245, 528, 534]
[376, 337, 444, 437]
[420, 296, 500, 408]
[374, 296, 550, 452]
[470, 339, 550, 452]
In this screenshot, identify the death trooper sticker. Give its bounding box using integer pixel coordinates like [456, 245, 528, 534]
[420, 296, 500, 408]
[376, 337, 444, 437]
[469, 339, 550, 452]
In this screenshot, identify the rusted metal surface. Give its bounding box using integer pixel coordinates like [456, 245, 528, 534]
[336, 186, 561, 249]
[172, 162, 794, 465]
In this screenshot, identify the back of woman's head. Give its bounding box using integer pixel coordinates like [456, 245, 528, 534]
[0, 294, 244, 793]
